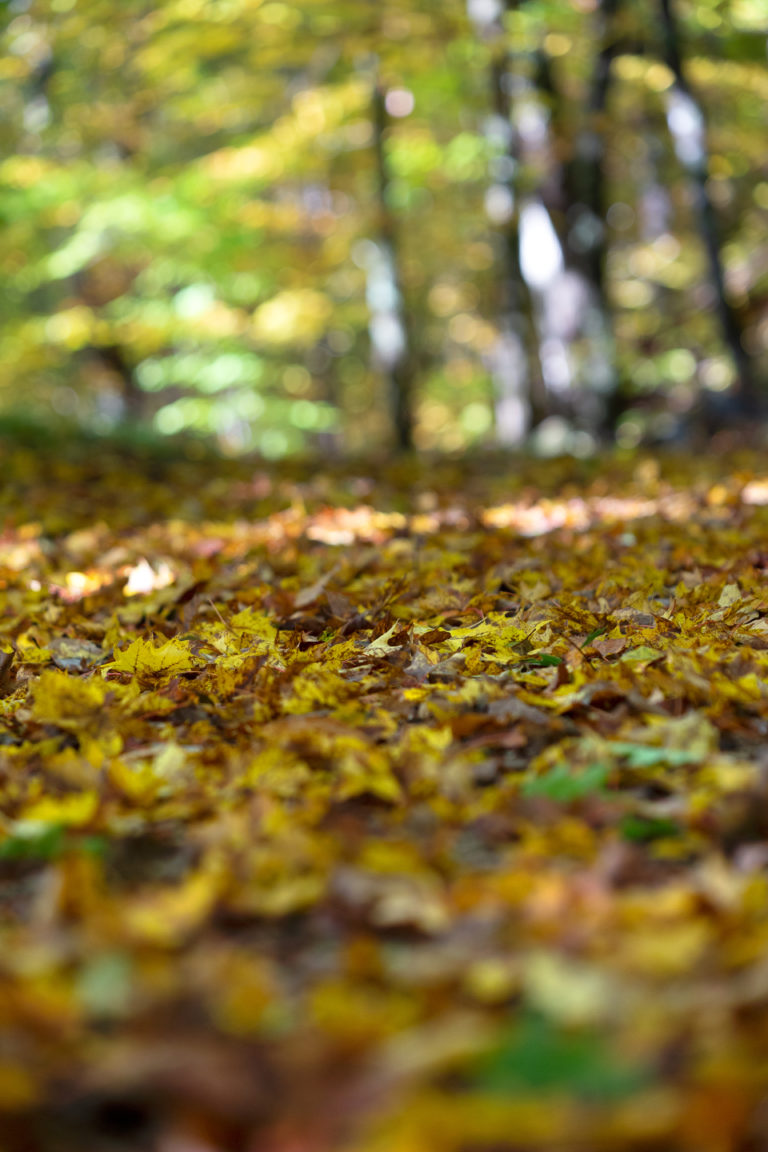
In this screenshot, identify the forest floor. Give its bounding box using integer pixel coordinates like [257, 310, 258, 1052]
[2, 442, 768, 1151]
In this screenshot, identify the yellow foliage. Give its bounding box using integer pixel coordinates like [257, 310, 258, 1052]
[4, 450, 768, 1145]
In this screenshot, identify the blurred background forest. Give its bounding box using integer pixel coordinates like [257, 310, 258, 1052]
[0, 0, 766, 458]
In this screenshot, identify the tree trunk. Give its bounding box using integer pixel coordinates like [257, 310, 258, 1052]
[367, 74, 416, 452]
[659, 0, 761, 421]
[537, 0, 623, 439]
[469, 0, 548, 444]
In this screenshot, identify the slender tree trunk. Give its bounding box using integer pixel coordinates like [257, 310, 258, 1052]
[368, 75, 416, 452]
[87, 344, 145, 422]
[469, 0, 547, 444]
[538, 0, 623, 437]
[658, 0, 760, 420]
[488, 34, 549, 432]
[574, 0, 620, 299]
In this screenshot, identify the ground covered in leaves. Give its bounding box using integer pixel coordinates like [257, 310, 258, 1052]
[3, 444, 768, 1151]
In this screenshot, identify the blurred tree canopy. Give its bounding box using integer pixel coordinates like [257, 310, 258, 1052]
[0, 0, 766, 456]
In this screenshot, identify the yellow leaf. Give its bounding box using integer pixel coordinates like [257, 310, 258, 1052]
[107, 758, 161, 803]
[240, 874, 326, 917]
[620, 921, 710, 976]
[31, 668, 109, 730]
[402, 725, 453, 756]
[522, 951, 615, 1025]
[16, 636, 54, 665]
[717, 582, 742, 609]
[620, 645, 663, 664]
[283, 668, 354, 713]
[22, 790, 98, 826]
[229, 608, 277, 645]
[106, 636, 201, 683]
[123, 865, 222, 946]
[365, 622, 403, 655]
[464, 958, 518, 1004]
[319, 636, 359, 670]
[153, 741, 187, 777]
[310, 979, 418, 1040]
[336, 751, 402, 804]
[719, 672, 762, 702]
[371, 880, 449, 932]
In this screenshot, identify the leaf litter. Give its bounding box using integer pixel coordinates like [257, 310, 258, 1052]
[1, 447, 768, 1149]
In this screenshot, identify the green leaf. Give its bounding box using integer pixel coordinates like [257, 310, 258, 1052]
[611, 742, 699, 768]
[0, 826, 107, 862]
[522, 653, 563, 668]
[620, 815, 681, 843]
[0, 824, 64, 861]
[475, 1012, 649, 1100]
[523, 762, 609, 803]
[80, 835, 108, 858]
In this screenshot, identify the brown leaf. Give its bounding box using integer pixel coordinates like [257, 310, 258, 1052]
[592, 635, 628, 658]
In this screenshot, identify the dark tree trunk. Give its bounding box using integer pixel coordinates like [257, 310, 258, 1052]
[370, 77, 416, 453]
[467, 0, 549, 444]
[86, 344, 145, 422]
[537, 0, 623, 437]
[488, 30, 549, 433]
[659, 0, 761, 421]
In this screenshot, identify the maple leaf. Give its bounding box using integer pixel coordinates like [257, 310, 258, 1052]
[105, 636, 202, 685]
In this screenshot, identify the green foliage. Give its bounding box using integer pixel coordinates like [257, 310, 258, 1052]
[0, 824, 65, 862]
[523, 762, 609, 803]
[476, 1011, 649, 1100]
[620, 815, 681, 843]
[0, 0, 765, 453]
[520, 653, 563, 668]
[0, 824, 106, 862]
[611, 742, 700, 769]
